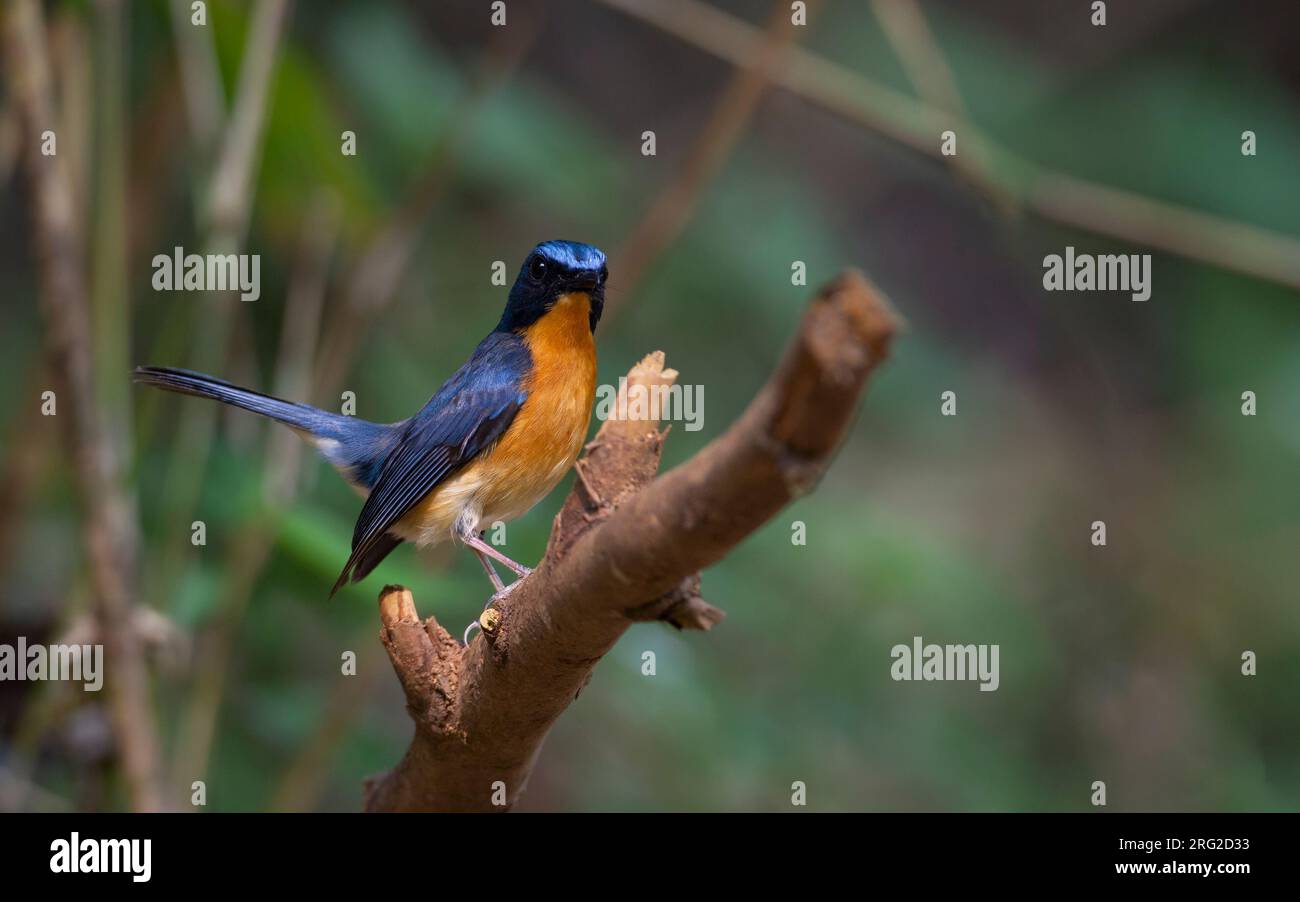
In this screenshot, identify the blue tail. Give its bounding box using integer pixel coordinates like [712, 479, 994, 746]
[132, 365, 398, 493]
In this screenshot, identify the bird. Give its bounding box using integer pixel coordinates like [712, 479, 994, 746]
[135, 240, 606, 632]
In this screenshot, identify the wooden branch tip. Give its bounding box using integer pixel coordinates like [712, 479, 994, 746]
[810, 269, 902, 374]
[378, 584, 418, 626]
[478, 606, 502, 634]
[604, 349, 680, 436]
[667, 596, 726, 631]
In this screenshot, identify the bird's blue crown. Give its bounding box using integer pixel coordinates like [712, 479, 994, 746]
[534, 240, 606, 272]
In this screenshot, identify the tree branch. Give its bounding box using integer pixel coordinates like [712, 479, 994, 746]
[364, 270, 899, 812]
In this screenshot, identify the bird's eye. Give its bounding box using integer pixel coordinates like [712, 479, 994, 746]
[598, 267, 608, 285]
[528, 257, 548, 281]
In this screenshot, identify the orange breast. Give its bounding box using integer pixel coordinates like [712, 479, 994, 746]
[395, 292, 597, 546]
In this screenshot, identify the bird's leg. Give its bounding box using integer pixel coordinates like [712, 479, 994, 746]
[473, 548, 506, 593]
[460, 530, 533, 578]
[460, 529, 533, 646]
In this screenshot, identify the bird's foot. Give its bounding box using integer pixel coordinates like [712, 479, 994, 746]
[490, 571, 529, 603]
[462, 571, 531, 646]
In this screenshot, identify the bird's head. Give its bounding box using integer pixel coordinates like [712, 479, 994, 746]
[498, 240, 608, 334]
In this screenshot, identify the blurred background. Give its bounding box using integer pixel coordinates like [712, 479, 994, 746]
[1, 0, 1298, 812]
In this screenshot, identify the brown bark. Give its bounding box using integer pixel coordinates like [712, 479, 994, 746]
[364, 271, 899, 812]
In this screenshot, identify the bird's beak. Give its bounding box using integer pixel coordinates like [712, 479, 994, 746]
[570, 270, 601, 292]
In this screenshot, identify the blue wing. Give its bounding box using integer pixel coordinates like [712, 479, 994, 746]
[330, 330, 531, 595]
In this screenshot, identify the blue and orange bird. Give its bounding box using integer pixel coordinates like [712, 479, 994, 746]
[134, 240, 606, 626]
